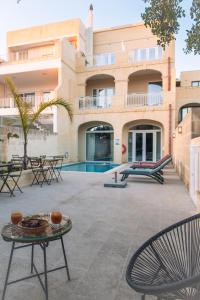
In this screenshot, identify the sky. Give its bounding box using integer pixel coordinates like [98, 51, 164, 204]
[0, 0, 199, 77]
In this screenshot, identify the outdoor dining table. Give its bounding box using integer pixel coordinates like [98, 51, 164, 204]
[0, 163, 13, 196]
[1, 214, 72, 300]
[42, 158, 61, 183]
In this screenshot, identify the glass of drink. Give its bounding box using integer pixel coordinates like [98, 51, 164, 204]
[11, 212, 23, 225]
[51, 211, 62, 227]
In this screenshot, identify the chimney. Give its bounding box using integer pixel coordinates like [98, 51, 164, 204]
[86, 4, 94, 66]
[88, 4, 93, 28]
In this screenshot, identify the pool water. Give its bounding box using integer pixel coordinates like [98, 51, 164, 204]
[61, 162, 119, 173]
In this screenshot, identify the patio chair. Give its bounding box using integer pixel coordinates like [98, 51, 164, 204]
[52, 155, 64, 181]
[29, 157, 50, 187]
[8, 159, 23, 195]
[126, 213, 200, 300]
[120, 157, 172, 184]
[0, 163, 14, 196]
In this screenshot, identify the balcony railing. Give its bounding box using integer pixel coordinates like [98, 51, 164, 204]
[0, 95, 52, 109]
[129, 46, 163, 64]
[86, 53, 116, 67]
[126, 93, 163, 107]
[79, 96, 112, 110]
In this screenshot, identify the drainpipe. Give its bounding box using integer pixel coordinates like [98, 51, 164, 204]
[169, 104, 172, 155]
[168, 57, 171, 91]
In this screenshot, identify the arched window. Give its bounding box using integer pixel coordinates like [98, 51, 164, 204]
[86, 125, 113, 132]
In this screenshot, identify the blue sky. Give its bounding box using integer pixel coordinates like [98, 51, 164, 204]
[0, 0, 199, 77]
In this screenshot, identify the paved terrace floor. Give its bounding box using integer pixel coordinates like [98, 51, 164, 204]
[0, 168, 197, 300]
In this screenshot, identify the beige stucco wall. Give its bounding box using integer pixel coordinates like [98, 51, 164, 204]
[93, 23, 174, 60]
[173, 108, 200, 190]
[180, 70, 200, 87]
[175, 71, 200, 125]
[128, 72, 162, 93]
[86, 77, 115, 95]
[7, 19, 86, 51]
[72, 106, 171, 163]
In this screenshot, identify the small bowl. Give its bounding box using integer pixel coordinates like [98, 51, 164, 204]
[17, 218, 49, 235]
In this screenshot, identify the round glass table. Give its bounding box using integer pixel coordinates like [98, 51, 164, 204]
[1, 214, 72, 300]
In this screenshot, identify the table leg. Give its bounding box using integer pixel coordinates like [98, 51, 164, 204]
[60, 236, 70, 281]
[43, 244, 48, 300]
[31, 244, 34, 274]
[2, 242, 15, 300]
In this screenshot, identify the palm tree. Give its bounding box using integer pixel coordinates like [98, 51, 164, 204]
[6, 77, 73, 169]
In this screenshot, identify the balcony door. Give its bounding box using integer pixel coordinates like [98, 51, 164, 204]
[148, 81, 162, 105]
[92, 88, 114, 108]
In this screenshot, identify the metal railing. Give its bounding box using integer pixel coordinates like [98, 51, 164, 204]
[79, 96, 112, 110]
[0, 95, 52, 109]
[126, 93, 163, 107]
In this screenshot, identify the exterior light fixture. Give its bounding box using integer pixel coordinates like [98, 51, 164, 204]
[173, 132, 176, 138]
[178, 126, 182, 134]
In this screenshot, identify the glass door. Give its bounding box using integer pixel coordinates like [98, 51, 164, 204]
[132, 130, 161, 162]
[146, 132, 153, 161]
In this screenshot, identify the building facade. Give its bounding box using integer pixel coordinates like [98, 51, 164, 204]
[0, 7, 199, 165]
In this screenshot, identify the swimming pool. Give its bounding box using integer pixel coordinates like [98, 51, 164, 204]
[61, 162, 119, 173]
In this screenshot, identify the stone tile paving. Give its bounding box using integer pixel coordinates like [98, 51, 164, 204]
[0, 168, 196, 300]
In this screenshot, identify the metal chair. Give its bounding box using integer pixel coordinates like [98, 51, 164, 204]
[0, 163, 14, 196]
[29, 157, 50, 187]
[8, 159, 23, 195]
[126, 213, 200, 300]
[52, 155, 64, 181]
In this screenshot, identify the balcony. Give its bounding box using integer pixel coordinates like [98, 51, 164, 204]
[126, 93, 163, 107]
[78, 96, 112, 110]
[86, 53, 116, 67]
[129, 46, 163, 64]
[0, 95, 55, 115]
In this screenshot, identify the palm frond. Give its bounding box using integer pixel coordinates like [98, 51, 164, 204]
[5, 77, 31, 134]
[30, 98, 73, 129]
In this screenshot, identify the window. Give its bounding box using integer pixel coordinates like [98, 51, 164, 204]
[94, 53, 115, 66]
[140, 49, 146, 60]
[148, 82, 162, 93]
[14, 50, 28, 61]
[43, 92, 51, 102]
[192, 81, 200, 87]
[149, 48, 156, 60]
[92, 88, 114, 108]
[132, 47, 163, 62]
[19, 93, 35, 106]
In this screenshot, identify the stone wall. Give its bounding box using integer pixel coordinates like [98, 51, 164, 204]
[0, 126, 61, 161]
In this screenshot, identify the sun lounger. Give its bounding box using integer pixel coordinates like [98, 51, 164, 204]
[120, 157, 172, 184]
[130, 154, 171, 169]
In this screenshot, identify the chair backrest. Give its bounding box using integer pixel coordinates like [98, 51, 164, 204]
[153, 154, 171, 168]
[29, 157, 42, 168]
[150, 157, 172, 174]
[52, 155, 64, 168]
[126, 213, 200, 294]
[10, 160, 23, 175]
[12, 155, 20, 158]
